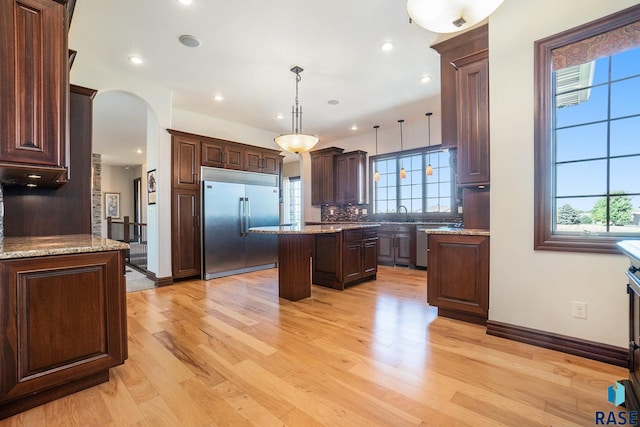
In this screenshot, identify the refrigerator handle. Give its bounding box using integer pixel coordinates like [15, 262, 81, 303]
[240, 197, 246, 236]
[246, 197, 251, 232]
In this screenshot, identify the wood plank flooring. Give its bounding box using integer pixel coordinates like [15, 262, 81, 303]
[3, 266, 626, 426]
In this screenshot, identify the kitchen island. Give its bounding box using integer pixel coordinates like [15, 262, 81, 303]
[0, 235, 129, 419]
[249, 223, 380, 301]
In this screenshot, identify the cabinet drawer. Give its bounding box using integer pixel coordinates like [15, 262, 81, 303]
[343, 229, 362, 242]
[362, 228, 378, 239]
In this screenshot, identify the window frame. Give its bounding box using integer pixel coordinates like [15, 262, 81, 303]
[369, 145, 459, 222]
[534, 5, 640, 254]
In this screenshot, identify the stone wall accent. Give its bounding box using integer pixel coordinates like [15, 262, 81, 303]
[0, 186, 3, 238]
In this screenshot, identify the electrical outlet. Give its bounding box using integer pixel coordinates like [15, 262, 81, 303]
[572, 301, 587, 319]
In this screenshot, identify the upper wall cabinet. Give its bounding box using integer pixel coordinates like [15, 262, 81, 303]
[334, 150, 367, 205]
[431, 25, 488, 150]
[0, 0, 69, 187]
[310, 147, 343, 205]
[454, 50, 490, 187]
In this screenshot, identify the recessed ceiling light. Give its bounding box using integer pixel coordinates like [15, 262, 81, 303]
[351, 125, 358, 131]
[136, 148, 143, 154]
[178, 35, 201, 48]
[420, 75, 433, 84]
[128, 55, 143, 65]
[380, 42, 394, 52]
[213, 94, 224, 102]
[328, 99, 339, 105]
[177, 0, 193, 5]
[276, 114, 284, 120]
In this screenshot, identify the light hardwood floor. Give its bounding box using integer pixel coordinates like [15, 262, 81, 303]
[2, 266, 626, 426]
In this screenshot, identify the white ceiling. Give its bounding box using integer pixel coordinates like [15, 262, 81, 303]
[68, 0, 469, 166]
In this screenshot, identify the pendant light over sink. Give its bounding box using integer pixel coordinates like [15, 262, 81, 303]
[274, 66, 319, 154]
[398, 119, 406, 179]
[425, 112, 434, 176]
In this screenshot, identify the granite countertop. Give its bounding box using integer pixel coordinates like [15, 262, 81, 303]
[423, 227, 490, 236]
[249, 223, 380, 235]
[0, 234, 130, 260]
[619, 240, 640, 263]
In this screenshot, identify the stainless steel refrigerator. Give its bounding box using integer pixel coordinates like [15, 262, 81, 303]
[201, 167, 279, 280]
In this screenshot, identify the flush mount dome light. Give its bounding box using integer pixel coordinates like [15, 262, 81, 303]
[179, 35, 201, 48]
[407, 0, 504, 33]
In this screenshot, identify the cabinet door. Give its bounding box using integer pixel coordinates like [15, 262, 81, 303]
[343, 242, 363, 283]
[202, 140, 224, 168]
[377, 230, 395, 265]
[456, 50, 490, 187]
[0, 251, 126, 404]
[225, 144, 244, 170]
[335, 151, 366, 205]
[0, 0, 66, 167]
[427, 234, 489, 323]
[261, 152, 282, 175]
[173, 136, 200, 188]
[310, 148, 343, 205]
[431, 25, 488, 150]
[244, 148, 262, 172]
[172, 189, 201, 278]
[394, 232, 414, 266]
[362, 238, 378, 276]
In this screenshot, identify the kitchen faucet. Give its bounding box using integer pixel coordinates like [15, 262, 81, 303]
[398, 205, 409, 222]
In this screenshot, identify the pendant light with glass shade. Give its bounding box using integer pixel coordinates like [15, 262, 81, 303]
[425, 112, 434, 176]
[274, 66, 319, 154]
[398, 119, 407, 179]
[373, 125, 381, 183]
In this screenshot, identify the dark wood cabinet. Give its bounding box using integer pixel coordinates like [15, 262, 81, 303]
[169, 129, 282, 279]
[173, 135, 200, 189]
[312, 228, 378, 290]
[202, 139, 245, 171]
[462, 187, 490, 230]
[427, 233, 489, 325]
[377, 224, 416, 267]
[245, 147, 282, 175]
[0, 250, 127, 419]
[335, 150, 367, 205]
[0, 0, 69, 186]
[454, 50, 490, 187]
[3, 85, 96, 236]
[171, 189, 201, 279]
[310, 147, 343, 205]
[431, 25, 488, 150]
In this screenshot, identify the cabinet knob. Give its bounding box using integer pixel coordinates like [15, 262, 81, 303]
[630, 265, 639, 274]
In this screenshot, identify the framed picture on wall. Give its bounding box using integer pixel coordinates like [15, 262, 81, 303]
[105, 192, 120, 218]
[147, 169, 157, 205]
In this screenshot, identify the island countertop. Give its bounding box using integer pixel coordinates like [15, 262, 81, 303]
[249, 223, 380, 235]
[0, 234, 130, 260]
[423, 227, 490, 236]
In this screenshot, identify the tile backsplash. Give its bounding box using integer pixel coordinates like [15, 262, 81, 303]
[321, 204, 368, 222]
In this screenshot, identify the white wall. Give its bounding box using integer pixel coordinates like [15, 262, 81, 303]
[489, 0, 636, 347]
[100, 165, 140, 236]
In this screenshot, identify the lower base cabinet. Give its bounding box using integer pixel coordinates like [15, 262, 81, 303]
[0, 251, 127, 419]
[377, 224, 415, 267]
[427, 234, 489, 325]
[313, 228, 378, 290]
